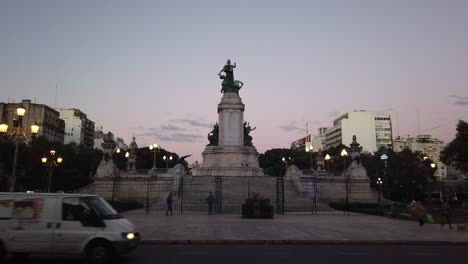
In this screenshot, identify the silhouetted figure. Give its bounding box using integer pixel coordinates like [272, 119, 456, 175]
[207, 192, 215, 215]
[166, 192, 173, 216]
[440, 198, 453, 229]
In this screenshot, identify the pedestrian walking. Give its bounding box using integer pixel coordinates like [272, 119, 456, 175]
[440, 197, 453, 229]
[166, 192, 173, 216]
[206, 192, 215, 215]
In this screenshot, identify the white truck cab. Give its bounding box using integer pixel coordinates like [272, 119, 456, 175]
[0, 192, 140, 264]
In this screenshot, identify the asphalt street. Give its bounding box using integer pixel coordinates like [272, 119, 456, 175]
[5, 244, 468, 264]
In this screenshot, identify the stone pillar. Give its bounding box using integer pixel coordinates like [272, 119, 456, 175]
[218, 92, 245, 147]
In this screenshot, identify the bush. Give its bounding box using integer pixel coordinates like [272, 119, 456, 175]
[329, 202, 388, 216]
[108, 200, 144, 213]
[242, 194, 274, 219]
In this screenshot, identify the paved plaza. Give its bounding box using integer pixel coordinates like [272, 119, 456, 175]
[125, 213, 468, 244]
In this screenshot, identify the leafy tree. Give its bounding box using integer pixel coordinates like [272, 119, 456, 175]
[441, 120, 468, 173]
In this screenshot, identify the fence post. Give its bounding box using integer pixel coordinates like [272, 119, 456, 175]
[111, 176, 115, 202]
[180, 174, 184, 214]
[281, 177, 285, 215]
[276, 177, 280, 214]
[146, 176, 150, 215]
[276, 177, 285, 215]
[313, 176, 317, 215]
[215, 176, 222, 214]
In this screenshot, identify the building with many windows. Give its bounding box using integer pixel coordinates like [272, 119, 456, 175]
[0, 99, 65, 143]
[56, 108, 95, 148]
[393, 135, 447, 179]
[324, 110, 392, 153]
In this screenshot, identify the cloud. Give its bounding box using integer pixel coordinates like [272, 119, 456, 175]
[137, 130, 204, 143]
[279, 121, 305, 133]
[172, 118, 214, 128]
[160, 124, 186, 131]
[449, 95, 468, 105]
[158, 133, 204, 143]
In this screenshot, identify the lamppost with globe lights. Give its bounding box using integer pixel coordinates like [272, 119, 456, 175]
[422, 155, 436, 209]
[324, 154, 331, 172]
[341, 148, 349, 214]
[149, 143, 159, 170]
[380, 153, 388, 197]
[281, 157, 290, 176]
[41, 150, 63, 192]
[163, 155, 173, 169]
[376, 177, 383, 208]
[305, 146, 314, 170]
[0, 104, 40, 191]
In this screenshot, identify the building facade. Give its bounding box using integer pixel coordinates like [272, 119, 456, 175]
[324, 110, 392, 153]
[0, 99, 64, 143]
[56, 108, 95, 147]
[393, 135, 447, 179]
[290, 134, 312, 150]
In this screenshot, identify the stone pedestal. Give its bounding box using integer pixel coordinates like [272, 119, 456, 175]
[198, 92, 264, 176]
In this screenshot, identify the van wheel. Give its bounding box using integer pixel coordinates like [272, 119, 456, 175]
[87, 240, 113, 264]
[0, 243, 6, 260]
[12, 252, 30, 259]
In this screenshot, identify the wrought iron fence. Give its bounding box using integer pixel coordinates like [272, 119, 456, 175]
[77, 175, 382, 215]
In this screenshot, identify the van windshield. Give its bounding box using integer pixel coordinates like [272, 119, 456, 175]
[83, 197, 122, 220]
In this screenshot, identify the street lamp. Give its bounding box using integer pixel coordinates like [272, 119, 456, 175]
[149, 143, 159, 170]
[380, 153, 388, 198]
[376, 177, 383, 208]
[324, 154, 331, 172]
[340, 149, 348, 171]
[341, 149, 349, 213]
[41, 150, 63, 192]
[163, 155, 173, 169]
[0, 104, 40, 191]
[281, 157, 290, 176]
[305, 146, 314, 170]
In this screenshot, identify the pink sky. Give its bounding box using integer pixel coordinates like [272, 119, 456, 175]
[1, 0, 467, 163]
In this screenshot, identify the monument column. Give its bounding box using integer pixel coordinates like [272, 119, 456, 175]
[218, 93, 245, 147]
[199, 59, 264, 176]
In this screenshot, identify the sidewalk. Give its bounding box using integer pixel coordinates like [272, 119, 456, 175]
[124, 213, 468, 245]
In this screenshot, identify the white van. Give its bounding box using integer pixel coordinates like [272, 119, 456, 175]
[0, 192, 140, 263]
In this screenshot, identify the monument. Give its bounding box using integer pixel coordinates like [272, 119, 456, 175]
[345, 135, 369, 180]
[197, 60, 264, 176]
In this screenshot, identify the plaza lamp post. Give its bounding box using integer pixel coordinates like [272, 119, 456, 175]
[380, 153, 388, 198]
[376, 177, 383, 208]
[0, 104, 40, 191]
[324, 154, 331, 172]
[341, 149, 349, 214]
[41, 150, 63, 192]
[422, 155, 436, 209]
[305, 146, 314, 170]
[163, 155, 173, 169]
[281, 157, 290, 176]
[148, 143, 159, 170]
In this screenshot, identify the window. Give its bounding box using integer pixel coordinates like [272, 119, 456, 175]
[62, 197, 91, 221]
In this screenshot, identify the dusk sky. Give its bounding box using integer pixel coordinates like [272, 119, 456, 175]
[1, 0, 467, 163]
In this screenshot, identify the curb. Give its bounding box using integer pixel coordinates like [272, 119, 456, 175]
[141, 240, 468, 245]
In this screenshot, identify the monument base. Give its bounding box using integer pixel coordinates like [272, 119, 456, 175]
[198, 146, 264, 176]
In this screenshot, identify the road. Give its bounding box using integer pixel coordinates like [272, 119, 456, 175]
[5, 244, 468, 264]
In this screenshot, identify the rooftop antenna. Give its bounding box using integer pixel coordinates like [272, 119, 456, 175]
[416, 105, 421, 136]
[396, 112, 400, 138]
[306, 121, 309, 136]
[54, 83, 58, 108]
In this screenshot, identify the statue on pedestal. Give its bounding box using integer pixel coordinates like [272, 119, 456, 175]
[207, 123, 219, 146]
[219, 59, 243, 93]
[243, 121, 256, 146]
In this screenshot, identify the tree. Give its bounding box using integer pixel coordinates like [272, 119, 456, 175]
[441, 120, 468, 173]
